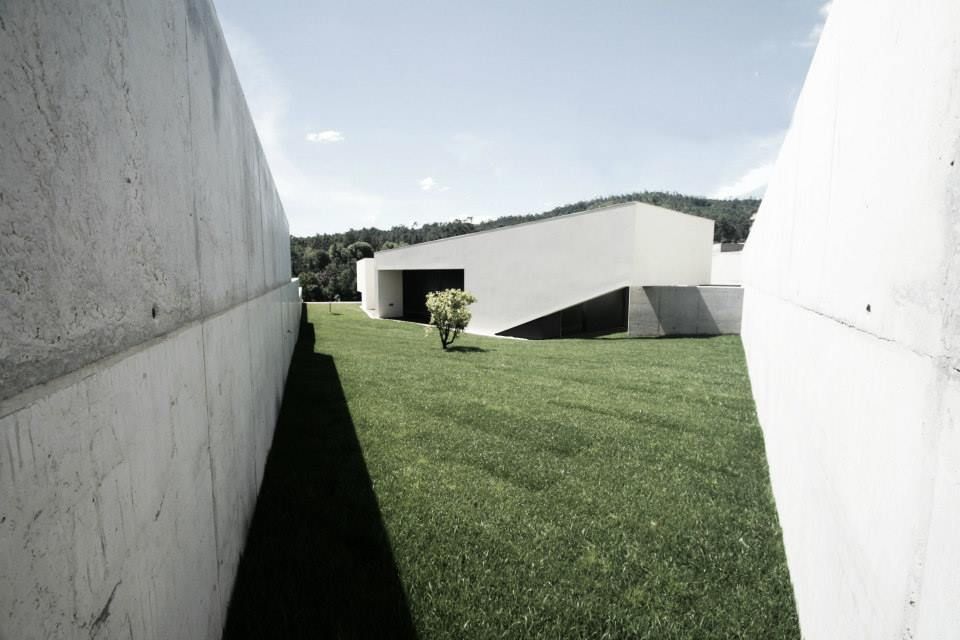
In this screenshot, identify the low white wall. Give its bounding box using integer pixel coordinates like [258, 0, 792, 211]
[0, 2, 300, 638]
[742, 1, 960, 638]
[373, 203, 713, 334]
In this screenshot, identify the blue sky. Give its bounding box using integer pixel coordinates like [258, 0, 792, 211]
[214, 1, 831, 235]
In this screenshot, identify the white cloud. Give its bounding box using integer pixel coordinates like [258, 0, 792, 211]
[709, 129, 786, 199]
[419, 177, 437, 191]
[305, 130, 344, 143]
[799, 1, 833, 48]
[710, 163, 775, 200]
[221, 22, 383, 234]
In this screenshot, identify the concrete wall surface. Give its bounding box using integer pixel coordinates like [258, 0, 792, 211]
[0, 2, 300, 638]
[741, 1, 960, 638]
[370, 203, 714, 335]
[356, 258, 377, 310]
[628, 286, 742, 337]
[0, 0, 292, 402]
[710, 246, 743, 285]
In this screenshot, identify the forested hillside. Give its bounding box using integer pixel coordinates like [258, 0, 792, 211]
[291, 192, 759, 301]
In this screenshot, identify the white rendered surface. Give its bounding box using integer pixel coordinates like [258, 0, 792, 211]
[742, 1, 960, 637]
[356, 258, 377, 310]
[0, 2, 299, 638]
[710, 246, 743, 285]
[369, 203, 713, 335]
[376, 270, 404, 318]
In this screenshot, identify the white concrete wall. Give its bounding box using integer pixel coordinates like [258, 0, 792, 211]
[0, 2, 300, 638]
[633, 206, 714, 286]
[711, 246, 743, 285]
[741, 1, 960, 638]
[356, 258, 377, 311]
[377, 270, 404, 318]
[373, 203, 713, 334]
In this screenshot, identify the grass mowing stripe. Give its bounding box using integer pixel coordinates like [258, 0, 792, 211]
[227, 303, 798, 639]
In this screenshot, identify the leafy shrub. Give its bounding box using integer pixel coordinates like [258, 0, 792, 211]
[425, 289, 477, 349]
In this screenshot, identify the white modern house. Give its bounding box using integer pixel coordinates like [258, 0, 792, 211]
[357, 201, 743, 338]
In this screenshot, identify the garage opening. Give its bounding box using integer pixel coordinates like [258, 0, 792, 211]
[401, 269, 465, 323]
[497, 288, 628, 339]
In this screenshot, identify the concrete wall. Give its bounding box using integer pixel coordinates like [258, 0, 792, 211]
[370, 203, 713, 334]
[377, 270, 404, 318]
[711, 245, 743, 285]
[0, 2, 300, 638]
[741, 1, 960, 638]
[628, 286, 742, 337]
[356, 258, 377, 310]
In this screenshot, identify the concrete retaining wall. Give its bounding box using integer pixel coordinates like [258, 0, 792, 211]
[741, 1, 960, 637]
[0, 2, 300, 638]
[628, 286, 743, 336]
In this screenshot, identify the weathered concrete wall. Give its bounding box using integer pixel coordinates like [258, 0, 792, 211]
[628, 286, 742, 336]
[741, 1, 960, 638]
[0, 2, 300, 638]
[0, 0, 291, 402]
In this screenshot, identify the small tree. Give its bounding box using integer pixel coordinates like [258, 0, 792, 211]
[425, 289, 477, 350]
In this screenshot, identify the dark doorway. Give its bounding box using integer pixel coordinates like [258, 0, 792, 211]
[401, 269, 464, 322]
[498, 288, 628, 339]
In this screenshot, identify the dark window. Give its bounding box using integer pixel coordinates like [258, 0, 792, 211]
[498, 288, 627, 339]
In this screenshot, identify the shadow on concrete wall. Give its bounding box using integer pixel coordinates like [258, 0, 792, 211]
[628, 286, 742, 337]
[222, 308, 418, 639]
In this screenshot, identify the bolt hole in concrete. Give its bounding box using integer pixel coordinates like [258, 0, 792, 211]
[151, 305, 157, 319]
[866, 304, 871, 312]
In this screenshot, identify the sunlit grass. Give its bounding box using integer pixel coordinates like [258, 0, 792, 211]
[294, 304, 797, 638]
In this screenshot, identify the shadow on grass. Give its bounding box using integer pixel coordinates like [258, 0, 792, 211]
[567, 333, 725, 342]
[445, 345, 490, 353]
[223, 307, 417, 639]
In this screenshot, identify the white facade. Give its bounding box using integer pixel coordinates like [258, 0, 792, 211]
[361, 202, 715, 336]
[742, 1, 960, 638]
[710, 244, 743, 285]
[356, 257, 377, 311]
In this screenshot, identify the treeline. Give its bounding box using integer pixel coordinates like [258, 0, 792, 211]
[291, 191, 759, 301]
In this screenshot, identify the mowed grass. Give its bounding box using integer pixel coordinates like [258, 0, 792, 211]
[226, 303, 798, 639]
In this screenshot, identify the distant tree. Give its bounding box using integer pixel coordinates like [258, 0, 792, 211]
[716, 218, 738, 243]
[345, 241, 374, 260]
[301, 246, 331, 272]
[297, 271, 322, 301]
[314, 266, 340, 301]
[425, 289, 477, 350]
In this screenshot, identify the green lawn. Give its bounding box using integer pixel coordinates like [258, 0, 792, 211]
[225, 303, 798, 639]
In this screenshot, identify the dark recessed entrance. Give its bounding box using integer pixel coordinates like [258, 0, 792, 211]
[497, 288, 628, 339]
[401, 269, 464, 322]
